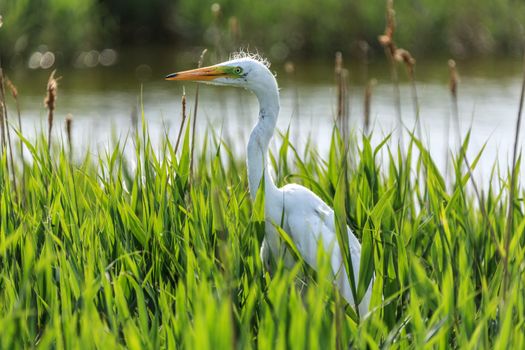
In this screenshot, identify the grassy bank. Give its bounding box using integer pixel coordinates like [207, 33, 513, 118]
[0, 98, 524, 348]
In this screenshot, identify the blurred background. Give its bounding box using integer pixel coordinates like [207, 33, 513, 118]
[0, 0, 524, 175]
[2, 0, 525, 67]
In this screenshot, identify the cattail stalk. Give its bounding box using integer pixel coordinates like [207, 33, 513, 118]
[65, 114, 73, 160]
[503, 53, 525, 298]
[358, 40, 370, 86]
[448, 60, 461, 146]
[395, 48, 421, 141]
[0, 69, 18, 197]
[447, 59, 503, 259]
[190, 49, 207, 182]
[364, 79, 376, 134]
[0, 71, 5, 150]
[342, 69, 349, 143]
[45, 70, 58, 153]
[335, 52, 344, 124]
[379, 0, 404, 148]
[359, 41, 371, 134]
[6, 78, 24, 199]
[334, 52, 349, 143]
[6, 79, 24, 167]
[174, 88, 187, 154]
[445, 59, 461, 179]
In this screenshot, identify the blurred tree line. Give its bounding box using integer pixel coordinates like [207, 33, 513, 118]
[1, 0, 524, 67]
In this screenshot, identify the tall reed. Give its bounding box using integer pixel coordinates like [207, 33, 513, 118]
[0, 70, 6, 149]
[5, 78, 24, 197]
[379, 0, 403, 146]
[448, 60, 461, 147]
[0, 69, 17, 197]
[5, 79, 23, 165]
[174, 88, 188, 154]
[503, 53, 525, 298]
[363, 79, 375, 134]
[395, 48, 421, 140]
[45, 70, 58, 153]
[334, 52, 349, 144]
[65, 113, 73, 160]
[447, 59, 502, 258]
[190, 49, 207, 182]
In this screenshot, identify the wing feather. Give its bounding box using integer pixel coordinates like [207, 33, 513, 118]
[281, 184, 371, 315]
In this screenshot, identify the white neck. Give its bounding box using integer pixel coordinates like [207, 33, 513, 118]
[247, 81, 280, 199]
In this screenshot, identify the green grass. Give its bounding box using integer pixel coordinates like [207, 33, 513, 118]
[0, 110, 524, 349]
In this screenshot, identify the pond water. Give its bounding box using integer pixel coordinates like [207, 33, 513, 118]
[3, 49, 524, 184]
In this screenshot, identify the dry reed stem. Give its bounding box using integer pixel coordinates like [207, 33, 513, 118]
[174, 88, 187, 154]
[0, 69, 18, 198]
[394, 49, 415, 68]
[364, 79, 376, 134]
[6, 78, 24, 196]
[45, 70, 58, 153]
[445, 59, 460, 180]
[335, 52, 344, 123]
[379, 0, 404, 148]
[65, 114, 73, 159]
[190, 49, 207, 182]
[378, 0, 396, 58]
[503, 53, 525, 299]
[393, 47, 423, 212]
[358, 40, 370, 76]
[0, 71, 5, 149]
[448, 60, 461, 145]
[395, 48, 422, 141]
[447, 59, 503, 259]
[334, 52, 349, 143]
[342, 69, 350, 143]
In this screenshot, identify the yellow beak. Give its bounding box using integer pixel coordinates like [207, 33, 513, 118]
[165, 65, 227, 81]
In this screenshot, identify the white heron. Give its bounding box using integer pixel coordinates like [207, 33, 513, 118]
[166, 54, 373, 316]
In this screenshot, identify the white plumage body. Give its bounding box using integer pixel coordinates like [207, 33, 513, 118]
[261, 183, 372, 317]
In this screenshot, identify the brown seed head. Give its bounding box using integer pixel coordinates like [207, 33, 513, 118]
[378, 35, 391, 47]
[65, 114, 73, 136]
[378, 0, 398, 57]
[181, 89, 187, 119]
[364, 79, 376, 132]
[394, 49, 416, 73]
[386, 0, 396, 37]
[448, 59, 458, 96]
[6, 79, 18, 99]
[45, 70, 58, 111]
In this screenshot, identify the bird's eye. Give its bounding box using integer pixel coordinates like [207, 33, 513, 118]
[234, 66, 243, 74]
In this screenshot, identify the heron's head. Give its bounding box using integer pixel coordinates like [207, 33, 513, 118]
[165, 56, 277, 96]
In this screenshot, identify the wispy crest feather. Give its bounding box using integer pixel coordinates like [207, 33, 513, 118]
[230, 50, 270, 68]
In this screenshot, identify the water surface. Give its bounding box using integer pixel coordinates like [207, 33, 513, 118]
[4, 49, 524, 183]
